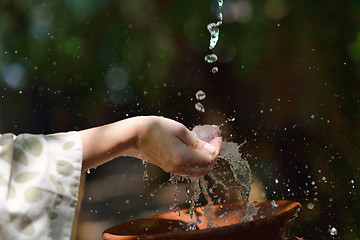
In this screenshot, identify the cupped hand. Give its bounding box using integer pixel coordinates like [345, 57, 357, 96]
[132, 116, 222, 176]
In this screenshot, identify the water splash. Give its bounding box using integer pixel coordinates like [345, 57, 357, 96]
[166, 137, 254, 229]
[187, 125, 253, 228]
[245, 201, 260, 222]
[213, 141, 252, 203]
[200, 178, 215, 228]
[169, 174, 181, 211]
[189, 177, 201, 218]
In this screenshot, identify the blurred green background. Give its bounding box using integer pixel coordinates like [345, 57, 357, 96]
[1, 0, 359, 239]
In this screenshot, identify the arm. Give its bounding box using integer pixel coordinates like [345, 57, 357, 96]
[78, 116, 222, 176]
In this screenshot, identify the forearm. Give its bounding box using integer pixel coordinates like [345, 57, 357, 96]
[78, 116, 222, 176]
[79, 118, 140, 171]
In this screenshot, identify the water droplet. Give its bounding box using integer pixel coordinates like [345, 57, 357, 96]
[143, 171, 148, 181]
[271, 200, 278, 207]
[143, 161, 149, 181]
[204, 54, 218, 63]
[218, 0, 223, 9]
[169, 203, 178, 211]
[275, 179, 279, 184]
[311, 114, 315, 119]
[227, 117, 235, 122]
[195, 90, 206, 100]
[186, 187, 191, 198]
[195, 102, 205, 112]
[188, 223, 197, 231]
[211, 67, 218, 73]
[329, 227, 337, 236]
[307, 203, 315, 209]
[207, 23, 220, 50]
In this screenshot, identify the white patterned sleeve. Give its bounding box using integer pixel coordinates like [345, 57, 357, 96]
[0, 132, 83, 240]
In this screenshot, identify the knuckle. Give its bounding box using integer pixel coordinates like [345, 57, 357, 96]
[175, 126, 187, 138]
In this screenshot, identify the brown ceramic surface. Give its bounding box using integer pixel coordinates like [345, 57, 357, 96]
[103, 200, 301, 240]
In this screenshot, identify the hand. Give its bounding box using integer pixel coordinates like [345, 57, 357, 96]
[131, 116, 222, 176]
[79, 116, 222, 177]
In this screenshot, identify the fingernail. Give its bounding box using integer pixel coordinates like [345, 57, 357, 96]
[203, 143, 216, 155]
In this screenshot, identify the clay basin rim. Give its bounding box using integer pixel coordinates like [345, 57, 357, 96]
[103, 200, 302, 240]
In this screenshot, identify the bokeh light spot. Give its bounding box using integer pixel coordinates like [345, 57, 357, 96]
[1, 63, 27, 89]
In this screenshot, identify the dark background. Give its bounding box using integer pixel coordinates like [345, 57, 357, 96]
[1, 0, 359, 239]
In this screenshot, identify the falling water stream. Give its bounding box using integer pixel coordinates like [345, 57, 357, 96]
[182, 0, 258, 229]
[205, 0, 223, 72]
[143, 0, 255, 230]
[195, 0, 224, 113]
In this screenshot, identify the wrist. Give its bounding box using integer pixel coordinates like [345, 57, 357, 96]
[126, 116, 158, 158]
[113, 117, 142, 154]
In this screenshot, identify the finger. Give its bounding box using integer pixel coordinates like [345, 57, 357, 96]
[167, 139, 216, 176]
[209, 137, 222, 156]
[173, 124, 198, 147]
[193, 138, 218, 156]
[177, 140, 217, 168]
[173, 124, 220, 157]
